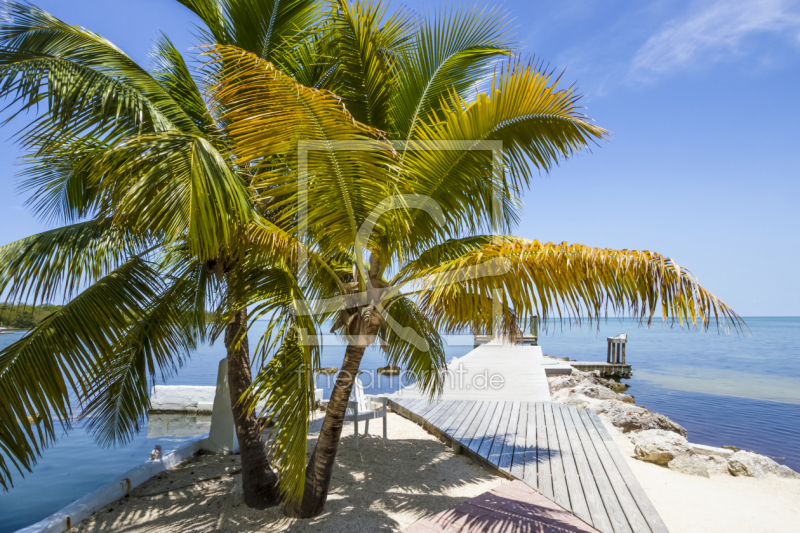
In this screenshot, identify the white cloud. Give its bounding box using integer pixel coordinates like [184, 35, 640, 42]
[631, 0, 800, 76]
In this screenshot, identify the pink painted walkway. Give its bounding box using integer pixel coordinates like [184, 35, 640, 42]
[403, 481, 600, 533]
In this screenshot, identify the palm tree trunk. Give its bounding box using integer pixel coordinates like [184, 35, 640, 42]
[287, 340, 369, 518]
[225, 307, 280, 509]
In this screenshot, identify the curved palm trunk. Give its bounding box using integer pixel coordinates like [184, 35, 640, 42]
[225, 307, 280, 508]
[287, 340, 369, 518]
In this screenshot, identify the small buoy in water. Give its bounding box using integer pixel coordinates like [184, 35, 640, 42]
[150, 444, 163, 460]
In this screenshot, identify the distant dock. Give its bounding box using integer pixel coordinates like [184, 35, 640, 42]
[565, 334, 633, 379]
[569, 361, 632, 379]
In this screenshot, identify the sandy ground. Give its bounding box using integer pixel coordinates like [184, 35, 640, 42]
[75, 413, 505, 532]
[75, 410, 800, 533]
[599, 414, 800, 533]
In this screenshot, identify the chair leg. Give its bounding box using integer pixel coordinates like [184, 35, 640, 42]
[383, 415, 387, 440]
[354, 418, 359, 450]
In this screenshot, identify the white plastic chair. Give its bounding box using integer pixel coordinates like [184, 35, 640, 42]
[345, 377, 388, 449]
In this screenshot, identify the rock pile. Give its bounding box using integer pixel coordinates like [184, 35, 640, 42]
[549, 369, 799, 479]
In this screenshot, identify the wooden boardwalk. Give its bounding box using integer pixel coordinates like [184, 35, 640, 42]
[390, 399, 669, 533]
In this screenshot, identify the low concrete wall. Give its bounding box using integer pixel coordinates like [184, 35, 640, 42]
[150, 385, 216, 413]
[16, 434, 208, 533]
[150, 385, 324, 414]
[17, 360, 325, 533]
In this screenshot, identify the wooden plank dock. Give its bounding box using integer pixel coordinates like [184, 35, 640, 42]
[390, 398, 669, 533]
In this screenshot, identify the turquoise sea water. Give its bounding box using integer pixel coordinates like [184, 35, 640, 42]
[2, 317, 799, 532]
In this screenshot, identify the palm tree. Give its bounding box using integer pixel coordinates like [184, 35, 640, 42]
[204, 1, 742, 517]
[0, 0, 740, 522]
[0, 0, 324, 507]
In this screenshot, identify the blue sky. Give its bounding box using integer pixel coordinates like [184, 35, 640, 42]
[1, 0, 799, 316]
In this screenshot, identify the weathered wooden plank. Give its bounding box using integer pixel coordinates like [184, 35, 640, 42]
[577, 409, 650, 533]
[563, 405, 614, 533]
[463, 401, 494, 450]
[468, 401, 500, 454]
[574, 409, 634, 533]
[422, 400, 451, 423]
[399, 399, 426, 413]
[478, 401, 508, 460]
[451, 401, 483, 443]
[535, 402, 553, 499]
[429, 400, 460, 428]
[587, 410, 670, 533]
[545, 402, 571, 511]
[440, 400, 474, 437]
[498, 401, 520, 472]
[413, 400, 442, 419]
[522, 402, 539, 491]
[488, 401, 516, 469]
[509, 402, 529, 480]
[553, 403, 593, 527]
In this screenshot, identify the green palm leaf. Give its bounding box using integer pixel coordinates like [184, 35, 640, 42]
[0, 219, 148, 305]
[391, 4, 513, 140]
[151, 33, 215, 135]
[207, 44, 398, 258]
[178, 0, 321, 62]
[90, 132, 253, 259]
[0, 257, 159, 489]
[0, 1, 198, 135]
[382, 297, 445, 397]
[325, 0, 413, 130]
[80, 263, 209, 447]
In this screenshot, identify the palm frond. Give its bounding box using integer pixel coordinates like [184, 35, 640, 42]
[80, 263, 208, 447]
[405, 238, 742, 334]
[15, 138, 107, 223]
[326, 0, 413, 130]
[247, 324, 318, 506]
[0, 257, 159, 490]
[392, 4, 513, 140]
[178, 0, 321, 62]
[226, 262, 321, 506]
[272, 23, 338, 89]
[206, 44, 399, 257]
[0, 1, 198, 135]
[0, 218, 149, 306]
[151, 33, 215, 135]
[89, 132, 253, 260]
[402, 58, 608, 242]
[382, 297, 445, 397]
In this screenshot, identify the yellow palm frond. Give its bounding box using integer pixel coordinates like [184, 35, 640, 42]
[403, 237, 742, 333]
[206, 44, 400, 257]
[402, 59, 608, 240]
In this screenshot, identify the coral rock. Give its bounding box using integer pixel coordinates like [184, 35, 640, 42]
[728, 451, 800, 479]
[631, 430, 692, 466]
[668, 455, 710, 478]
[606, 405, 687, 437]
